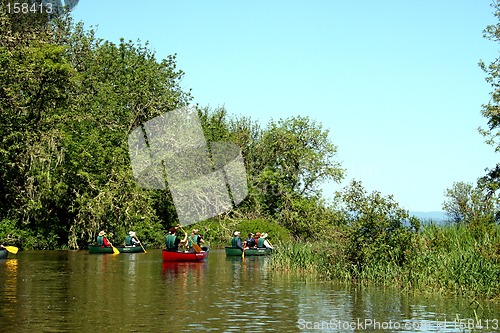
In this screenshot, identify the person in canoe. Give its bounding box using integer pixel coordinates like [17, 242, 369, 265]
[231, 231, 245, 252]
[97, 230, 113, 248]
[165, 227, 187, 251]
[188, 228, 205, 249]
[244, 232, 256, 249]
[125, 231, 141, 247]
[254, 232, 260, 245]
[255, 232, 273, 249]
[259, 233, 274, 250]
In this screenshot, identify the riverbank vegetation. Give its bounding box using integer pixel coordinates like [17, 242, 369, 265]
[270, 224, 500, 298]
[268, 180, 500, 299]
[2, 3, 500, 298]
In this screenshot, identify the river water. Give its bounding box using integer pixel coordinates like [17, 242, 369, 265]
[1, 249, 499, 332]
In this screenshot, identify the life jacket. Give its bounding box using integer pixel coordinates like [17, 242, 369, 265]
[231, 236, 240, 248]
[245, 238, 255, 247]
[166, 234, 177, 250]
[188, 234, 199, 247]
[125, 235, 132, 246]
[257, 237, 265, 248]
[97, 235, 104, 246]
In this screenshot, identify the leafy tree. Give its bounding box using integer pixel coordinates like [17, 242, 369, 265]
[442, 181, 499, 226]
[60, 36, 191, 247]
[251, 116, 344, 235]
[0, 12, 192, 248]
[479, 1, 500, 194]
[196, 111, 345, 239]
[337, 180, 419, 270]
[0, 11, 75, 248]
[256, 116, 343, 197]
[198, 106, 231, 142]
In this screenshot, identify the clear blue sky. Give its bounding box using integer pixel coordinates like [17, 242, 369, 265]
[72, 0, 498, 212]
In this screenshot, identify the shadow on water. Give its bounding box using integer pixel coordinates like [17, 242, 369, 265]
[1, 249, 499, 332]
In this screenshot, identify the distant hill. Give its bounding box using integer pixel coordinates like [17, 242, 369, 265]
[409, 211, 447, 223]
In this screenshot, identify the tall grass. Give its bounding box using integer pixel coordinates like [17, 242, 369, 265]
[269, 224, 500, 298]
[269, 242, 321, 275]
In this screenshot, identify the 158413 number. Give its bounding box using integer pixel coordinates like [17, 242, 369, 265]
[6, 2, 53, 14]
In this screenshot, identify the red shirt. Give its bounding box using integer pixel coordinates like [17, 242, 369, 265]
[103, 237, 112, 247]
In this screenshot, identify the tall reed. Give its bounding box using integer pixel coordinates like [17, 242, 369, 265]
[269, 224, 500, 298]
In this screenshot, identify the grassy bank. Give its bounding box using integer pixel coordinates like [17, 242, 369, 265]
[269, 224, 500, 299]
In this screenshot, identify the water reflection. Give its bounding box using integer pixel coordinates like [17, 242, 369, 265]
[295, 284, 500, 332]
[1, 250, 499, 332]
[1, 258, 18, 324]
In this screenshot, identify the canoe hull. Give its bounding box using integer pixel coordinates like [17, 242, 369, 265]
[88, 245, 146, 254]
[225, 247, 272, 256]
[162, 247, 209, 262]
[0, 249, 7, 259]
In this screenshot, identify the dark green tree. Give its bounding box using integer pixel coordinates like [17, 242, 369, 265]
[479, 0, 500, 196]
[0, 10, 74, 248]
[0, 12, 192, 249]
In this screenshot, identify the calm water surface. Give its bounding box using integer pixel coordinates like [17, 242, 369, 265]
[1, 249, 499, 332]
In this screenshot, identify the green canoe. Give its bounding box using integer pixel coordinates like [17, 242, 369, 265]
[88, 245, 146, 254]
[0, 248, 7, 259]
[225, 246, 273, 256]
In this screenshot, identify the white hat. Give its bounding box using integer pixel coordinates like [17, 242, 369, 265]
[261, 233, 268, 238]
[129, 231, 136, 236]
[234, 231, 240, 236]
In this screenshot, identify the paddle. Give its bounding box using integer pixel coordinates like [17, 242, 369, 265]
[4, 246, 19, 254]
[99, 232, 119, 254]
[136, 237, 147, 253]
[192, 243, 202, 253]
[176, 224, 190, 251]
[110, 244, 120, 255]
[176, 224, 187, 234]
[267, 239, 274, 248]
[241, 238, 244, 259]
[187, 229, 204, 253]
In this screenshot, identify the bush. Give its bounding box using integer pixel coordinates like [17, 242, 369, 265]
[338, 180, 418, 271]
[0, 218, 59, 249]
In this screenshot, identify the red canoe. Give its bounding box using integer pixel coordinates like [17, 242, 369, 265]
[162, 247, 209, 262]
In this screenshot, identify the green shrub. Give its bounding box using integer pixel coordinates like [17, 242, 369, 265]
[338, 180, 418, 271]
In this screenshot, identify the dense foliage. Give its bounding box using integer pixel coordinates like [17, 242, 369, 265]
[337, 180, 419, 271]
[0, 11, 343, 249]
[0, 10, 194, 248]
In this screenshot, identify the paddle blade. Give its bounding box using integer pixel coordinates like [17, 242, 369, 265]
[4, 246, 18, 254]
[136, 238, 147, 253]
[193, 244, 202, 253]
[112, 246, 120, 255]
